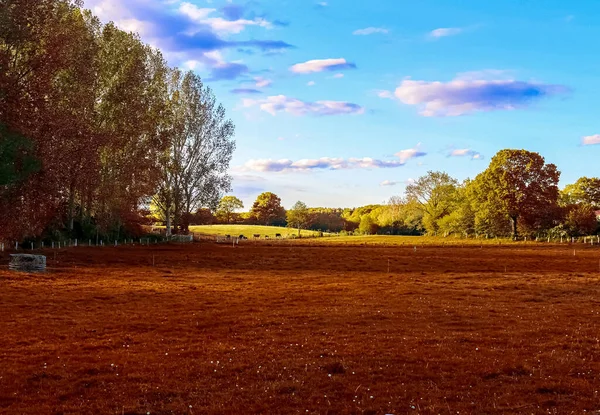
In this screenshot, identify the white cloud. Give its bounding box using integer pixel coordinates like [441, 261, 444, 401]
[395, 144, 427, 163]
[449, 148, 484, 160]
[242, 157, 405, 173]
[241, 145, 426, 173]
[376, 90, 394, 99]
[380, 180, 399, 187]
[254, 77, 272, 88]
[307, 81, 316, 86]
[242, 95, 364, 116]
[333, 73, 344, 79]
[290, 58, 356, 74]
[582, 134, 600, 146]
[394, 75, 569, 117]
[429, 27, 463, 39]
[179, 2, 271, 34]
[353, 27, 389, 35]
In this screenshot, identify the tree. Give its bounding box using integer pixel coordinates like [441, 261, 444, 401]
[217, 196, 244, 224]
[287, 201, 310, 237]
[564, 204, 598, 236]
[405, 171, 458, 234]
[154, 70, 235, 235]
[250, 192, 286, 226]
[358, 215, 378, 235]
[561, 177, 600, 208]
[471, 149, 560, 238]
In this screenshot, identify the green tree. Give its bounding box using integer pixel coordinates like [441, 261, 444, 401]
[287, 201, 310, 237]
[405, 171, 458, 234]
[471, 149, 560, 238]
[437, 181, 475, 236]
[358, 214, 378, 235]
[217, 196, 244, 223]
[250, 192, 286, 226]
[561, 177, 600, 208]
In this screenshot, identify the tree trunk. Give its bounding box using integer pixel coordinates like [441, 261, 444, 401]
[67, 183, 76, 232]
[165, 205, 172, 237]
[298, 224, 300, 238]
[511, 215, 518, 239]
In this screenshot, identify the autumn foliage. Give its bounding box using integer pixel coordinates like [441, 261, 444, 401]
[0, 0, 234, 242]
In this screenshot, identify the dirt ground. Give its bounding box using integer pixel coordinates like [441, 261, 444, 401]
[1, 241, 600, 414]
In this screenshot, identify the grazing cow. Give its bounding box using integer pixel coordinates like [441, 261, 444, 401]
[253, 234, 260, 239]
[239, 234, 246, 240]
[225, 234, 231, 239]
[275, 233, 282, 239]
[265, 235, 270, 240]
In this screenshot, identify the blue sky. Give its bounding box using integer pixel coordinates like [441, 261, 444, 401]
[85, 0, 600, 209]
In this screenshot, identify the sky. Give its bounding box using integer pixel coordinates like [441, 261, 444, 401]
[84, 0, 600, 209]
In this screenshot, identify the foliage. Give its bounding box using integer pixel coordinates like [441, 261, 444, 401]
[561, 177, 600, 208]
[287, 201, 310, 236]
[250, 192, 286, 226]
[404, 172, 458, 234]
[0, 0, 235, 242]
[563, 204, 598, 236]
[216, 196, 244, 224]
[469, 150, 560, 237]
[358, 215, 378, 235]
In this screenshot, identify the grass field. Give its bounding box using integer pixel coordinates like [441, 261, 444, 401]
[189, 224, 323, 238]
[2, 241, 600, 413]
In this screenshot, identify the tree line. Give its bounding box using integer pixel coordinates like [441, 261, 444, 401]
[200, 150, 599, 239]
[0, 0, 235, 243]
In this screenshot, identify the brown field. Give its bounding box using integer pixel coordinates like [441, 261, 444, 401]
[1, 241, 600, 414]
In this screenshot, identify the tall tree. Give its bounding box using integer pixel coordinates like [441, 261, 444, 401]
[471, 149, 560, 238]
[561, 177, 600, 208]
[154, 70, 235, 234]
[405, 171, 458, 234]
[287, 201, 309, 237]
[217, 196, 244, 224]
[251, 192, 286, 226]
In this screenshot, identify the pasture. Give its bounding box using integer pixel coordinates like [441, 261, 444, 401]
[1, 240, 600, 414]
[188, 224, 323, 239]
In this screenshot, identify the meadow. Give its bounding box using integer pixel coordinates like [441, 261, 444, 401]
[1, 238, 600, 414]
[188, 224, 323, 238]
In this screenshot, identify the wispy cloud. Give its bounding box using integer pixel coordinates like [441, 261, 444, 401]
[582, 134, 600, 146]
[395, 144, 427, 163]
[353, 27, 389, 35]
[84, 0, 292, 81]
[333, 73, 344, 79]
[429, 27, 463, 39]
[448, 148, 484, 160]
[254, 77, 272, 88]
[393, 74, 569, 116]
[290, 58, 356, 74]
[179, 2, 272, 35]
[241, 145, 426, 173]
[242, 157, 404, 173]
[380, 180, 399, 187]
[307, 81, 316, 86]
[376, 90, 394, 99]
[231, 88, 262, 94]
[208, 61, 249, 81]
[242, 95, 364, 116]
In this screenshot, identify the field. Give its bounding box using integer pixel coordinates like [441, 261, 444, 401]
[188, 224, 323, 238]
[1, 239, 600, 414]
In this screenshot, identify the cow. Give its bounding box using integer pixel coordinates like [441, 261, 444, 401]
[253, 234, 260, 239]
[239, 234, 247, 240]
[275, 233, 282, 239]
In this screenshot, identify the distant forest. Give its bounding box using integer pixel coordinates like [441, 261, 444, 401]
[202, 150, 599, 239]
